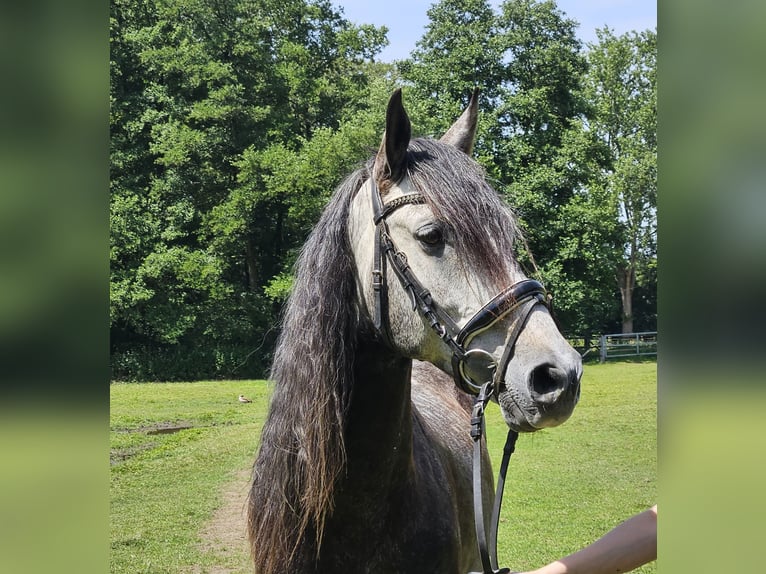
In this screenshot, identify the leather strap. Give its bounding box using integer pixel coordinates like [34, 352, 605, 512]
[470, 383, 516, 574]
[457, 280, 546, 347]
[370, 180, 466, 358]
[367, 177, 546, 574]
[488, 429, 518, 570]
[369, 179, 547, 395]
[468, 297, 537, 573]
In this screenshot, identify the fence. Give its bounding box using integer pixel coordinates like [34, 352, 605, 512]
[598, 331, 657, 363]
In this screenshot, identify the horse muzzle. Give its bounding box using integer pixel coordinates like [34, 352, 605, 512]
[499, 355, 582, 431]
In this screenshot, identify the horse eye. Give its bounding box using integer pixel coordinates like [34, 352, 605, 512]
[415, 224, 445, 246]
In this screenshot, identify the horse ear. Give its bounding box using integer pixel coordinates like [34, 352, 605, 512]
[374, 89, 411, 188]
[440, 87, 479, 155]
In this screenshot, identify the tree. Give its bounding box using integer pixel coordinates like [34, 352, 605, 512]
[493, 0, 621, 343]
[209, 70, 399, 304]
[398, 0, 502, 139]
[110, 0, 388, 379]
[399, 0, 621, 346]
[585, 28, 657, 333]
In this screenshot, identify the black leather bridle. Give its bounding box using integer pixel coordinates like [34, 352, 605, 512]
[368, 178, 549, 574]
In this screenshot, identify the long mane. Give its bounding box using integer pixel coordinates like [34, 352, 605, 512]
[248, 164, 369, 572]
[248, 138, 520, 572]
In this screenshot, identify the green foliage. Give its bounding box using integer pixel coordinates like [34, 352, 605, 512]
[400, 0, 633, 341]
[110, 0, 388, 380]
[492, 1, 621, 340]
[584, 28, 657, 332]
[110, 0, 656, 379]
[399, 0, 502, 136]
[264, 272, 294, 303]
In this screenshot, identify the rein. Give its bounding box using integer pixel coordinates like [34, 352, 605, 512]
[369, 179, 548, 574]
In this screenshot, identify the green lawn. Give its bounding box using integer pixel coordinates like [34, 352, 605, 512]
[110, 361, 656, 573]
[110, 380, 272, 574]
[487, 360, 657, 573]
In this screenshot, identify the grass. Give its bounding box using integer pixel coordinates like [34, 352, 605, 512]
[487, 360, 657, 573]
[110, 360, 656, 573]
[110, 380, 272, 574]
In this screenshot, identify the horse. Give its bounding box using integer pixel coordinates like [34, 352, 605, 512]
[247, 89, 582, 574]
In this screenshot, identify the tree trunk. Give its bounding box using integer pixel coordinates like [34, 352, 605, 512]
[245, 238, 259, 292]
[618, 266, 635, 334]
[583, 332, 592, 354]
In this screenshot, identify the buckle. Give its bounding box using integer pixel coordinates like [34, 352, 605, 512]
[372, 270, 383, 291]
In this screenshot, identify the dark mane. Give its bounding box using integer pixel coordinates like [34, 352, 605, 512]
[248, 138, 520, 572]
[248, 166, 369, 572]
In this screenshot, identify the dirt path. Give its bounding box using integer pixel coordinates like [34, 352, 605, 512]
[190, 468, 252, 574]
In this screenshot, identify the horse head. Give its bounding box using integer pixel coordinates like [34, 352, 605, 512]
[349, 89, 582, 432]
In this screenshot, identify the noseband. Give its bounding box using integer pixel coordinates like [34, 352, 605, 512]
[369, 178, 549, 574]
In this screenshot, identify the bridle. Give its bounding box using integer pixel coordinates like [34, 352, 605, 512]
[369, 178, 549, 574]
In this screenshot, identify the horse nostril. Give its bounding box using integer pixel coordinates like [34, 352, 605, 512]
[529, 364, 571, 403]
